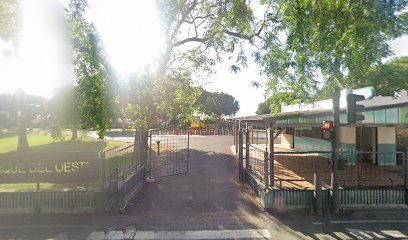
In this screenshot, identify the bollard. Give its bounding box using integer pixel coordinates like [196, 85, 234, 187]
[314, 172, 323, 215]
[264, 148, 269, 190]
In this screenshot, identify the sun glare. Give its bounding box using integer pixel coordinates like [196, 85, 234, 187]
[0, 0, 162, 98]
[88, 0, 163, 76]
[0, 0, 73, 98]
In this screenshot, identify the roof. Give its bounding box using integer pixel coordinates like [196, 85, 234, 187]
[233, 92, 408, 125]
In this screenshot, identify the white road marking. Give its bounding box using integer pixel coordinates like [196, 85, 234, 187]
[86, 229, 272, 240]
[312, 222, 324, 225]
[0, 224, 89, 229]
[330, 219, 408, 224]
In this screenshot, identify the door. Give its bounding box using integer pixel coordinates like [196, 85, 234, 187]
[148, 128, 190, 179]
[356, 126, 377, 164]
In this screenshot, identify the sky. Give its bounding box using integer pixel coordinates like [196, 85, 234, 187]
[0, 1, 407, 117]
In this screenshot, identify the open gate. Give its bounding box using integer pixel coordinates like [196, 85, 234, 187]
[148, 128, 190, 179]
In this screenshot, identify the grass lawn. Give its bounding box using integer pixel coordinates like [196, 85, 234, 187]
[0, 131, 128, 154]
[0, 130, 130, 191]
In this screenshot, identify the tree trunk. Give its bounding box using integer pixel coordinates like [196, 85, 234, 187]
[121, 117, 126, 131]
[17, 112, 29, 152]
[71, 124, 78, 140]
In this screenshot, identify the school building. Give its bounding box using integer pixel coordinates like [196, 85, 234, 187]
[234, 89, 408, 166]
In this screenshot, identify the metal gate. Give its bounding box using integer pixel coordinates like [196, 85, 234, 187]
[148, 128, 190, 178]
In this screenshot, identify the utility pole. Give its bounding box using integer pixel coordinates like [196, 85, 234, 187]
[331, 89, 340, 214]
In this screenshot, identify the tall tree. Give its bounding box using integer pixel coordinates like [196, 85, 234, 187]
[123, 72, 157, 130]
[346, 56, 408, 96]
[48, 86, 80, 140]
[254, 0, 408, 100]
[154, 0, 259, 76]
[154, 71, 200, 126]
[67, 0, 115, 139]
[197, 90, 239, 117]
[0, 0, 21, 54]
[256, 92, 301, 115]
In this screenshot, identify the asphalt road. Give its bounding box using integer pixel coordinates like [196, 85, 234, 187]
[2, 136, 408, 239]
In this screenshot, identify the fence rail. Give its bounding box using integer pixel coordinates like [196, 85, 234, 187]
[245, 146, 408, 189]
[242, 127, 408, 190]
[247, 144, 267, 181]
[103, 141, 146, 210]
[339, 151, 406, 188]
[272, 151, 333, 189]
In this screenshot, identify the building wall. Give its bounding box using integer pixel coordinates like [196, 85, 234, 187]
[377, 127, 397, 165]
[282, 126, 398, 166]
[339, 127, 356, 165]
[280, 133, 294, 149]
[294, 136, 331, 152]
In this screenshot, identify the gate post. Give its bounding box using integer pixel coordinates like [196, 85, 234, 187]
[269, 122, 274, 187]
[148, 130, 152, 179]
[238, 129, 244, 181]
[136, 129, 149, 169]
[246, 126, 250, 170]
[100, 151, 106, 190]
[405, 148, 408, 189]
[405, 148, 408, 206]
[314, 172, 323, 215]
[264, 147, 269, 190]
[233, 121, 236, 150]
[187, 131, 190, 173]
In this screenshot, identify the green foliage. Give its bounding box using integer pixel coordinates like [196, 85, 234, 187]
[48, 86, 79, 138]
[0, 92, 47, 129]
[254, 0, 408, 101]
[256, 91, 301, 115]
[67, 0, 116, 139]
[154, 0, 257, 76]
[0, 0, 22, 51]
[346, 56, 408, 96]
[122, 72, 157, 130]
[154, 72, 200, 126]
[197, 89, 239, 117]
[123, 71, 199, 129]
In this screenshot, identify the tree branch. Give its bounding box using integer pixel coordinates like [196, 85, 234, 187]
[172, 37, 208, 47]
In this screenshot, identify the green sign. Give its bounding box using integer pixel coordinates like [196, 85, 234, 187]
[0, 152, 100, 183]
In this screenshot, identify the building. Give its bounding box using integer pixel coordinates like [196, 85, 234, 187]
[234, 89, 408, 166]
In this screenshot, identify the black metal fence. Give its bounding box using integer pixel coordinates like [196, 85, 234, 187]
[0, 131, 149, 214]
[272, 151, 333, 189]
[149, 128, 189, 178]
[339, 151, 407, 187]
[247, 144, 268, 182]
[103, 131, 148, 212]
[240, 128, 408, 190]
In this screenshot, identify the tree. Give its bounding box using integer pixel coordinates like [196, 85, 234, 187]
[123, 72, 157, 130]
[154, 72, 200, 126]
[197, 90, 239, 117]
[346, 56, 408, 96]
[123, 71, 199, 130]
[0, 0, 22, 54]
[67, 0, 116, 139]
[154, 0, 259, 76]
[48, 86, 80, 140]
[256, 92, 301, 115]
[0, 91, 47, 151]
[254, 1, 408, 100]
